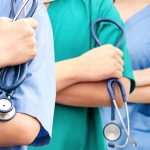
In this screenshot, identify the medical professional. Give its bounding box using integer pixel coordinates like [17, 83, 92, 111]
[0, 17, 37, 67]
[102, 0, 150, 149]
[29, 0, 135, 150]
[0, 0, 55, 150]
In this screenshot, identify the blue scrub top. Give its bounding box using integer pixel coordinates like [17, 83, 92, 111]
[102, 4, 150, 150]
[0, 0, 55, 150]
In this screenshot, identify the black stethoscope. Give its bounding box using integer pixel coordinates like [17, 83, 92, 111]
[0, 0, 38, 121]
[91, 19, 137, 148]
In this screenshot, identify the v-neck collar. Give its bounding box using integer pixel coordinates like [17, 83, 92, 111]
[125, 4, 150, 27]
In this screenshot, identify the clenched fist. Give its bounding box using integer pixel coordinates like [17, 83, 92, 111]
[0, 17, 38, 67]
[75, 44, 124, 82]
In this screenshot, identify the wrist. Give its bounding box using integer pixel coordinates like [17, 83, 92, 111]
[73, 56, 89, 82]
[56, 58, 81, 86]
[66, 58, 81, 83]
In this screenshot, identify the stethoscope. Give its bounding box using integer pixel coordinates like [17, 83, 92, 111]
[0, 0, 38, 121]
[91, 19, 137, 148]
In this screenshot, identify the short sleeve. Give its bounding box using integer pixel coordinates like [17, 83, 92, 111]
[12, 0, 56, 146]
[91, 0, 135, 92]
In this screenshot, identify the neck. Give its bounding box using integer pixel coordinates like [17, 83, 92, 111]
[44, 3, 50, 9]
[115, 0, 150, 22]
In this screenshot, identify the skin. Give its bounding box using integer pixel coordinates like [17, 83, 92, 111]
[115, 0, 150, 22]
[0, 114, 40, 146]
[45, 3, 130, 108]
[129, 69, 150, 103]
[115, 0, 150, 103]
[0, 17, 37, 67]
[0, 17, 41, 146]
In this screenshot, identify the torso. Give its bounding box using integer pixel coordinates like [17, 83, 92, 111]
[115, 0, 150, 69]
[102, 2, 150, 150]
[44, 1, 131, 150]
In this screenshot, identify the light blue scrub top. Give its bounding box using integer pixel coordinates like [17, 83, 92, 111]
[0, 0, 55, 150]
[102, 4, 150, 150]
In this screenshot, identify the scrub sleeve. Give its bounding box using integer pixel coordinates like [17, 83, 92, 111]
[29, 0, 135, 150]
[91, 0, 135, 91]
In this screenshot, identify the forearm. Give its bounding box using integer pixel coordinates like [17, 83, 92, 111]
[56, 77, 130, 107]
[128, 69, 150, 103]
[0, 113, 40, 147]
[56, 59, 79, 92]
[134, 68, 150, 87]
[129, 85, 150, 103]
[56, 45, 124, 92]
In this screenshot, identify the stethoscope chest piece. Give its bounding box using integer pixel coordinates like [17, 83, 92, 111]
[103, 123, 121, 142]
[0, 98, 16, 121]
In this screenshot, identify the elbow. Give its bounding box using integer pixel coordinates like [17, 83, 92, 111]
[18, 127, 39, 146]
[16, 114, 40, 146]
[0, 113, 40, 146]
[17, 132, 35, 146]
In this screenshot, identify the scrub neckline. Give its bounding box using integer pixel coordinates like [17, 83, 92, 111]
[125, 4, 150, 27]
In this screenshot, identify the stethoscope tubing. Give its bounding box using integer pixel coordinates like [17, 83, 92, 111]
[91, 18, 136, 148]
[0, 0, 38, 121]
[12, 0, 30, 21]
[91, 18, 125, 47]
[0, 0, 38, 94]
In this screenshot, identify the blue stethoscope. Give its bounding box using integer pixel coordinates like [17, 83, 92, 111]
[0, 0, 38, 121]
[91, 19, 137, 148]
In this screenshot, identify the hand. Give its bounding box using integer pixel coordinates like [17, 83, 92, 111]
[75, 44, 124, 82]
[0, 17, 38, 68]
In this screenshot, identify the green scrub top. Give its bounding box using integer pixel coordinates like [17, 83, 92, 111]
[29, 0, 135, 150]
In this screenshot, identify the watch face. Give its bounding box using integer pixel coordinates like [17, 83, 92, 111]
[103, 123, 121, 142]
[0, 99, 12, 111]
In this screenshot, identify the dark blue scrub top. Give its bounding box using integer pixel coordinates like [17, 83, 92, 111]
[102, 4, 150, 150]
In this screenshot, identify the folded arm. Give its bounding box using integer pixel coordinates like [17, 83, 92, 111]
[129, 69, 150, 103]
[56, 45, 124, 92]
[0, 16, 40, 147]
[0, 113, 40, 147]
[0, 0, 55, 147]
[56, 45, 131, 108]
[57, 77, 130, 108]
[129, 86, 150, 103]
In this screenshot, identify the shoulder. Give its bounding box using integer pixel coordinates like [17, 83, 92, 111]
[91, 0, 113, 11]
[90, 0, 116, 19]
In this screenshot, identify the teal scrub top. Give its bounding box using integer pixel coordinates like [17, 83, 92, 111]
[29, 0, 135, 150]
